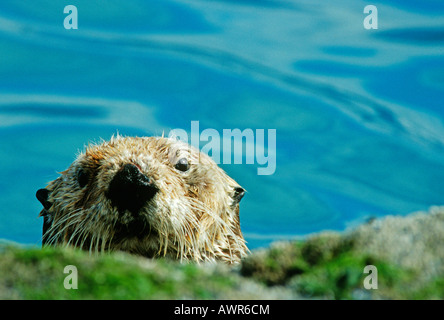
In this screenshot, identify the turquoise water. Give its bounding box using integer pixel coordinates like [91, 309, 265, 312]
[0, 0, 443, 249]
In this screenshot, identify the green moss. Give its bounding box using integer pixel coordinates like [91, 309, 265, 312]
[239, 233, 430, 300]
[410, 276, 444, 300]
[290, 253, 406, 299]
[3, 206, 444, 300]
[240, 241, 309, 286]
[0, 245, 239, 300]
[1, 243, 440, 300]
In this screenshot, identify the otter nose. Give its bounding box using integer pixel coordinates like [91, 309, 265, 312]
[107, 163, 158, 215]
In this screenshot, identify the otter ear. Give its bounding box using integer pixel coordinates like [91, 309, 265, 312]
[36, 188, 52, 210]
[232, 187, 245, 204]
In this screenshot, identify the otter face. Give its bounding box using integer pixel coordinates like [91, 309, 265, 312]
[36, 136, 248, 263]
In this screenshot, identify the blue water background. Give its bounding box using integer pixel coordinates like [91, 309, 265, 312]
[0, 0, 443, 249]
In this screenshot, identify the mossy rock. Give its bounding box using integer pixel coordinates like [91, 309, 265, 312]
[3, 207, 444, 300]
[239, 208, 444, 300]
[0, 245, 239, 300]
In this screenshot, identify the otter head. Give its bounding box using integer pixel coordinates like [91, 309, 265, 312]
[36, 135, 248, 263]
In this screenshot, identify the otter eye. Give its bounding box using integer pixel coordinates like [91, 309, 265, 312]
[77, 168, 89, 188]
[175, 158, 190, 172]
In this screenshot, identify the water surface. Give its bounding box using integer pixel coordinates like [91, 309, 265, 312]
[0, 0, 443, 249]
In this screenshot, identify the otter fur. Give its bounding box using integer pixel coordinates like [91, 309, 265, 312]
[36, 135, 248, 264]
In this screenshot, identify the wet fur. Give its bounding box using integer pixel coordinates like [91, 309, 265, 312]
[38, 135, 248, 264]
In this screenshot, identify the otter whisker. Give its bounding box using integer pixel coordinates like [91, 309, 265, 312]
[44, 208, 85, 245]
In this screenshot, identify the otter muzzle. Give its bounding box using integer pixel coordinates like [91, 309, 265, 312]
[107, 163, 158, 215]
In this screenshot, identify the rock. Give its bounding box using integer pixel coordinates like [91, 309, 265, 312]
[0, 244, 299, 299]
[346, 206, 444, 279]
[241, 206, 444, 299]
[1, 206, 444, 299]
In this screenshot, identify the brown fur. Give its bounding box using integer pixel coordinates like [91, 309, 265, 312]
[37, 135, 249, 264]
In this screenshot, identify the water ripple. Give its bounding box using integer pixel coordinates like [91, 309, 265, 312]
[0, 94, 163, 132]
[376, 27, 444, 45]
